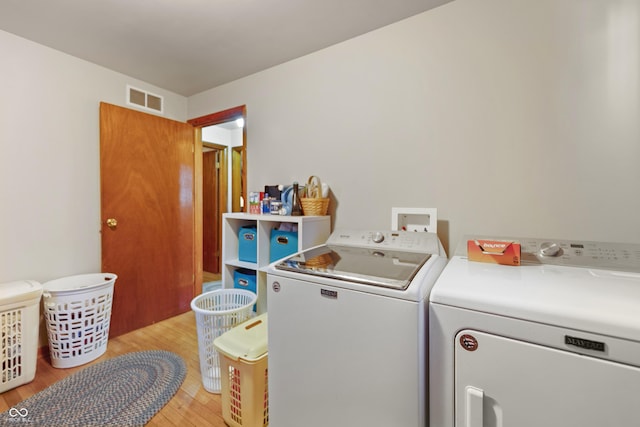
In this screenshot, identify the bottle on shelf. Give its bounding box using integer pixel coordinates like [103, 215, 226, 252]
[291, 181, 303, 216]
[260, 192, 270, 214]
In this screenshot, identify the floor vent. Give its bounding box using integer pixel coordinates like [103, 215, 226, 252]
[127, 85, 163, 114]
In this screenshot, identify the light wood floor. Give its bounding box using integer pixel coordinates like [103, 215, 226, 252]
[0, 311, 228, 426]
[203, 271, 221, 283]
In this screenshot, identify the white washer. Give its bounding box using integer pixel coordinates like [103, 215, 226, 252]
[429, 236, 640, 427]
[266, 230, 447, 427]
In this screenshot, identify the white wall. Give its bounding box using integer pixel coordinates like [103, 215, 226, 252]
[1, 0, 638, 286]
[202, 125, 244, 211]
[202, 125, 243, 148]
[0, 30, 188, 283]
[188, 0, 640, 253]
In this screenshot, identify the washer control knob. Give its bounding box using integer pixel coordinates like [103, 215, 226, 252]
[372, 232, 385, 243]
[539, 242, 562, 257]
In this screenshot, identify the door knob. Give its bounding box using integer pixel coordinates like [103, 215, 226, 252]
[106, 218, 118, 229]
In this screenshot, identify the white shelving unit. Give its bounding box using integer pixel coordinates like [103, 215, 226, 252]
[222, 213, 331, 313]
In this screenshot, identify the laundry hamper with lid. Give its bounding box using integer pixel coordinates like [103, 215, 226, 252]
[0, 280, 43, 392]
[191, 289, 257, 393]
[214, 313, 269, 427]
[42, 273, 117, 368]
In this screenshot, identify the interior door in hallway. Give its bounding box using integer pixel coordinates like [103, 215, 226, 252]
[100, 102, 196, 338]
[202, 146, 223, 274]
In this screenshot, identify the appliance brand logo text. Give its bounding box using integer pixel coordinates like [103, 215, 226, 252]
[321, 289, 338, 299]
[481, 242, 507, 249]
[564, 335, 605, 352]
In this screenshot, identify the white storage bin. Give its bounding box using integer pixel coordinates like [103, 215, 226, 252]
[0, 280, 43, 393]
[42, 273, 117, 368]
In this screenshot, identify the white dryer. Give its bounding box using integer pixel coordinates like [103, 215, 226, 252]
[266, 230, 447, 427]
[429, 237, 640, 427]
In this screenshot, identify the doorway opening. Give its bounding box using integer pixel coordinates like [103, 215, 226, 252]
[188, 106, 247, 292]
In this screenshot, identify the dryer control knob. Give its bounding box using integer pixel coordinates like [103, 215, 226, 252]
[539, 241, 562, 257]
[372, 232, 385, 243]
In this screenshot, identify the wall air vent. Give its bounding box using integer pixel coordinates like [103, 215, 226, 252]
[126, 85, 164, 114]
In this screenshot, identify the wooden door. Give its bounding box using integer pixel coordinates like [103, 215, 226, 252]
[202, 148, 221, 273]
[100, 102, 195, 338]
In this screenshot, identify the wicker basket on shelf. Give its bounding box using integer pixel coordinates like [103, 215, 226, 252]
[300, 197, 330, 216]
[300, 175, 329, 216]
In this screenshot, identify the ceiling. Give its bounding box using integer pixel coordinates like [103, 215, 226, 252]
[0, 0, 452, 96]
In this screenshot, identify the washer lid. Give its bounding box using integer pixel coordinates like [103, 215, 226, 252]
[275, 244, 432, 290]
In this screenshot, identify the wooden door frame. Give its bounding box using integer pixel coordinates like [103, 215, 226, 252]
[231, 146, 243, 212]
[188, 105, 247, 294]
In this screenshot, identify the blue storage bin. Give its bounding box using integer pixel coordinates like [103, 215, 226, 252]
[234, 269, 257, 311]
[270, 229, 299, 262]
[233, 268, 257, 294]
[238, 226, 257, 263]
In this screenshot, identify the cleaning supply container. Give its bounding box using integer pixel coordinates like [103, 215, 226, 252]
[0, 280, 43, 392]
[42, 273, 117, 368]
[214, 313, 268, 427]
[191, 289, 257, 393]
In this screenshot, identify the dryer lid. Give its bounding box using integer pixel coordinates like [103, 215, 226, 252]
[275, 244, 432, 290]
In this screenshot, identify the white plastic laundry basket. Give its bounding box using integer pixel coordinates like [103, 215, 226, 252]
[0, 280, 43, 393]
[191, 289, 257, 393]
[42, 273, 117, 368]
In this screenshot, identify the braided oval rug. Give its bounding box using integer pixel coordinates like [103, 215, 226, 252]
[0, 350, 186, 426]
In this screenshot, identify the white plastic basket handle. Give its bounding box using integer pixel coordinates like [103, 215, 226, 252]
[42, 292, 56, 308]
